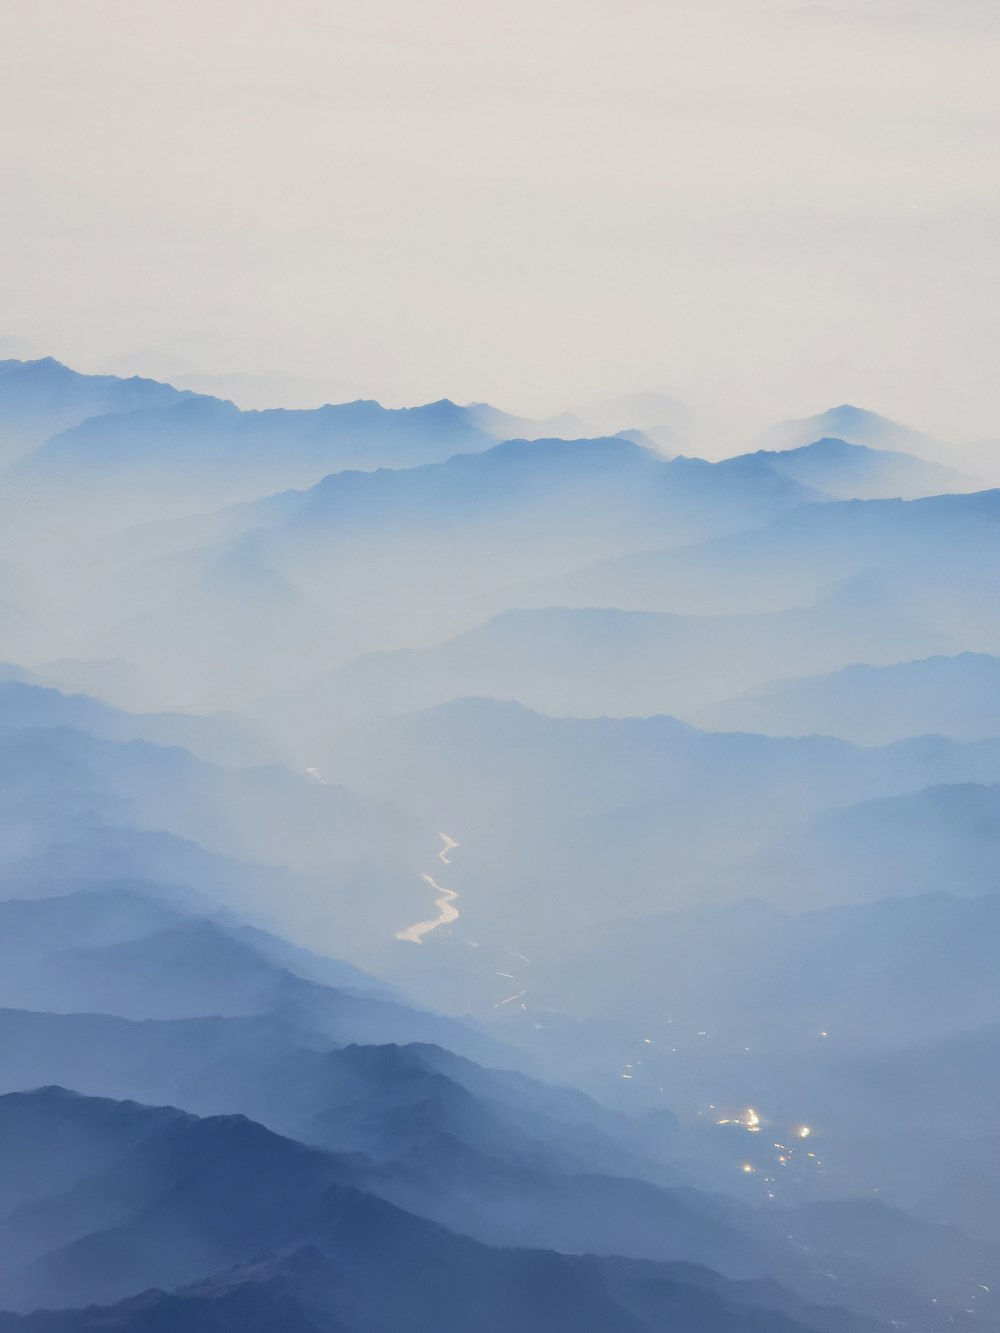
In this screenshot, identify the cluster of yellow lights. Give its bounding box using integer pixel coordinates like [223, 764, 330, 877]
[725, 1113, 817, 1178]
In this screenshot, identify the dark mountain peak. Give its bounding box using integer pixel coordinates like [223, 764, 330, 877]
[180, 1107, 304, 1156]
[334, 1039, 413, 1066]
[326, 1042, 468, 1100]
[5, 1083, 85, 1103]
[0, 1084, 195, 1134]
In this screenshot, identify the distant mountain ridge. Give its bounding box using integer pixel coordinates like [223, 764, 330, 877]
[9, 391, 498, 520]
[40, 434, 827, 709]
[0, 349, 996, 1333]
[700, 653, 1000, 743]
[755, 404, 945, 461]
[0, 358, 197, 463]
[743, 436, 977, 500]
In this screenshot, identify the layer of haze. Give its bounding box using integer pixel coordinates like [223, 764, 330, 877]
[1, 0, 998, 435]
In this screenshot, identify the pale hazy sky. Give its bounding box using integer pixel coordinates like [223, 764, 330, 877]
[1, 0, 997, 437]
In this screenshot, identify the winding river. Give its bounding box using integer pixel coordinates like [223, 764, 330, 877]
[395, 833, 460, 943]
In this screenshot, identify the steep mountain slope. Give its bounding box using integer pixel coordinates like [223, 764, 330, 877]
[0, 1090, 863, 1333]
[0, 891, 501, 1062]
[0, 889, 383, 999]
[0, 1001, 985, 1321]
[0, 1009, 662, 1196]
[0, 1248, 843, 1333]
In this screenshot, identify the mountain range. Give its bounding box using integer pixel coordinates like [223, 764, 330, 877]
[1, 353, 998, 1332]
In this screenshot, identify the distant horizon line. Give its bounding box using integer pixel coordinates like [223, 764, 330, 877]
[4, 350, 984, 455]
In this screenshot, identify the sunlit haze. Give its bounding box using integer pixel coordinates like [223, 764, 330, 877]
[0, 6, 998, 1331]
[1, 0, 998, 436]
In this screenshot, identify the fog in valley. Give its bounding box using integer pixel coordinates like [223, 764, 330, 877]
[1, 0, 999, 1327]
[0, 354, 996, 1330]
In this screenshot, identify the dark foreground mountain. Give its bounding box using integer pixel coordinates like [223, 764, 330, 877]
[0, 1089, 874, 1333]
